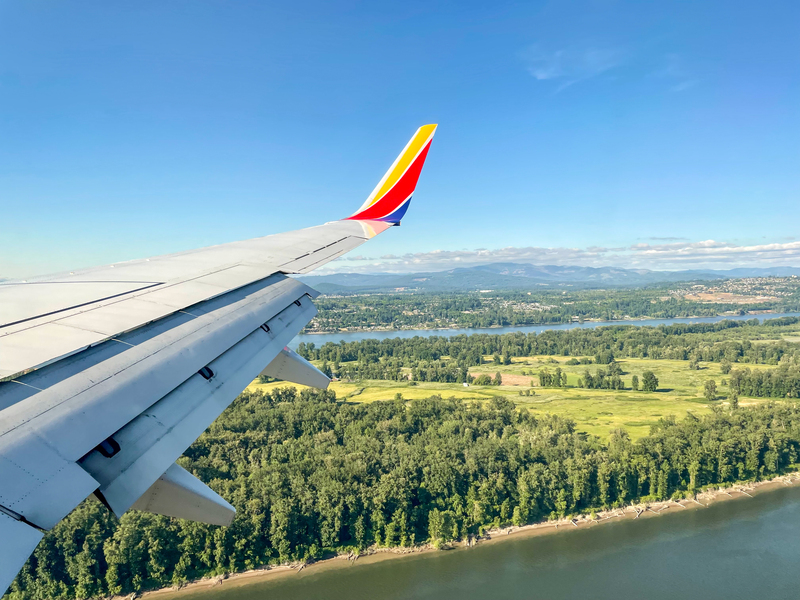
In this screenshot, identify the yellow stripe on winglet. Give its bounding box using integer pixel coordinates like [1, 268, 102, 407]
[363, 124, 437, 209]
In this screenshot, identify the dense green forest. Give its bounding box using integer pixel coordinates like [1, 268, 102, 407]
[298, 317, 800, 384]
[9, 388, 800, 600]
[730, 364, 800, 398]
[305, 281, 800, 332]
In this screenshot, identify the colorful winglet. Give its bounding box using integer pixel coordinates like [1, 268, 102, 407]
[345, 124, 437, 223]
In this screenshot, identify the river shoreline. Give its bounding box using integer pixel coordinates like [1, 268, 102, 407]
[302, 313, 763, 335]
[291, 312, 800, 349]
[300, 309, 789, 336]
[133, 471, 800, 600]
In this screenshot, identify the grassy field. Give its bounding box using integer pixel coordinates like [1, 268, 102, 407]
[247, 355, 780, 440]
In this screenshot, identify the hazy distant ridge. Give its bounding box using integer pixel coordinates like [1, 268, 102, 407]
[300, 263, 800, 293]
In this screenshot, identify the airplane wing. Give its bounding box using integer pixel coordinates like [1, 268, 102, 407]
[0, 124, 437, 594]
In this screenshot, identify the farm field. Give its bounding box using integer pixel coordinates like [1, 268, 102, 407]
[248, 356, 779, 440]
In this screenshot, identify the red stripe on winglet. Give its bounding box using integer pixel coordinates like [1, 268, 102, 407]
[346, 141, 432, 221]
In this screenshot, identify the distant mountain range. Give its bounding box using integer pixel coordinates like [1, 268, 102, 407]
[299, 263, 800, 294]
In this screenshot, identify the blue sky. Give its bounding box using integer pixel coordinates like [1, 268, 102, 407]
[1, 0, 798, 278]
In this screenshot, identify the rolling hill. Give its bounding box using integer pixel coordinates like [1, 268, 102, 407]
[299, 264, 800, 294]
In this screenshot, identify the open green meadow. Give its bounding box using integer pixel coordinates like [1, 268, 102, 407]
[248, 355, 779, 440]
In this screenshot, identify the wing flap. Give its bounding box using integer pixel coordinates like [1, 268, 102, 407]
[0, 431, 99, 529]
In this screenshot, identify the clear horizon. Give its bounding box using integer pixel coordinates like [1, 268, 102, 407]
[1, 1, 798, 279]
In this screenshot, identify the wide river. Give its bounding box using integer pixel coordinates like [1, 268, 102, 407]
[291, 312, 800, 348]
[177, 485, 800, 600]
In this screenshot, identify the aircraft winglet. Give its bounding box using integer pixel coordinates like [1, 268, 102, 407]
[345, 124, 437, 223]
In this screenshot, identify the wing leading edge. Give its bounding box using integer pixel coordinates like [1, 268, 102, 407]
[0, 125, 437, 595]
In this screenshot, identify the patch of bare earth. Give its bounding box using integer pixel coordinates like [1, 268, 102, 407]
[683, 292, 776, 304]
[470, 372, 534, 386]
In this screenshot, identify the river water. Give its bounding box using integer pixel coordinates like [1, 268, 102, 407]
[176, 485, 800, 600]
[291, 312, 800, 348]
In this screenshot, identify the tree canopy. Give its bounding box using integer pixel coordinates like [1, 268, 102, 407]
[9, 387, 800, 600]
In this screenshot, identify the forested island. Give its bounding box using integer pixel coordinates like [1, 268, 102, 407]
[298, 316, 800, 395]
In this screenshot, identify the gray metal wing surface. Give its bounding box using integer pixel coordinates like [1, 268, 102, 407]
[0, 124, 437, 594]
